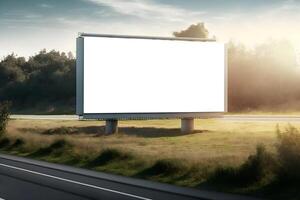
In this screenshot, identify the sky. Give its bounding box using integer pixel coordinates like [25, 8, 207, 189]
[1, 0, 300, 58]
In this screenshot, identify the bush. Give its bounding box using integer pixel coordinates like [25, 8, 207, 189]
[0, 137, 10, 149]
[277, 125, 300, 180]
[210, 126, 300, 188]
[238, 145, 277, 184]
[139, 159, 186, 177]
[31, 139, 70, 157]
[0, 101, 10, 136]
[89, 149, 132, 166]
[211, 145, 277, 186]
[10, 138, 25, 149]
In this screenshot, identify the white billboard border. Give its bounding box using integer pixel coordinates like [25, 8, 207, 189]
[76, 33, 227, 120]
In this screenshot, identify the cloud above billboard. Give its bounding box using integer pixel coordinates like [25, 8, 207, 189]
[85, 0, 206, 22]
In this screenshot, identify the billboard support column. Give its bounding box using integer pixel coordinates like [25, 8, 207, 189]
[181, 118, 194, 133]
[105, 120, 118, 134]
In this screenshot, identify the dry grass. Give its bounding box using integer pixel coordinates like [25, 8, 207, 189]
[7, 118, 299, 167]
[5, 118, 300, 198]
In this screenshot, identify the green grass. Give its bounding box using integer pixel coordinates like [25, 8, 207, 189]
[3, 118, 300, 199]
[0, 137, 213, 187]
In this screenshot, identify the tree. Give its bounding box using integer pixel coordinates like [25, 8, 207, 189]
[173, 23, 209, 38]
[0, 54, 26, 86]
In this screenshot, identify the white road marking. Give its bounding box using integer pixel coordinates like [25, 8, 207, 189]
[0, 163, 151, 200]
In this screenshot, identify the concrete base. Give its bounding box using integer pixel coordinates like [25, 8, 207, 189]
[105, 120, 118, 134]
[181, 118, 194, 133]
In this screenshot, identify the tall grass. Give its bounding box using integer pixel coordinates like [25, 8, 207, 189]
[3, 120, 300, 199]
[30, 139, 70, 157]
[0, 101, 10, 136]
[210, 124, 300, 195]
[277, 125, 300, 181]
[89, 148, 133, 167]
[211, 145, 277, 187]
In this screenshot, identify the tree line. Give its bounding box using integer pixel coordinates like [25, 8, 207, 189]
[1, 23, 299, 113]
[0, 50, 75, 113]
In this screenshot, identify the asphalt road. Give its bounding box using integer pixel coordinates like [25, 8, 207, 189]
[10, 114, 300, 121]
[0, 154, 261, 200]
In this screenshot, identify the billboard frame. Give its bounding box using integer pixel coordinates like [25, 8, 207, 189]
[76, 33, 227, 120]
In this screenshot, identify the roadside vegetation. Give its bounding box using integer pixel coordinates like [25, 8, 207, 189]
[0, 101, 10, 136]
[1, 118, 300, 199]
[207, 125, 300, 199]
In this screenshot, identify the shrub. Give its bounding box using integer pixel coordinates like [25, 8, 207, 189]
[211, 144, 277, 186]
[31, 139, 70, 157]
[0, 101, 10, 136]
[89, 149, 132, 166]
[277, 125, 300, 181]
[139, 159, 185, 177]
[0, 137, 10, 149]
[10, 138, 25, 149]
[238, 145, 277, 184]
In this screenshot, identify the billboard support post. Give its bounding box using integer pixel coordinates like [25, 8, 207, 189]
[181, 118, 194, 133]
[105, 120, 118, 134]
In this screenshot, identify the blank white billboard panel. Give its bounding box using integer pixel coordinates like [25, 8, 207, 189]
[82, 36, 226, 115]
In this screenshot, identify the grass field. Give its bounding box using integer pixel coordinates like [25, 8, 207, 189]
[3, 118, 300, 199]
[7, 119, 284, 164]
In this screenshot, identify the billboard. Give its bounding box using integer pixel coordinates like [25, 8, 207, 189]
[76, 33, 227, 119]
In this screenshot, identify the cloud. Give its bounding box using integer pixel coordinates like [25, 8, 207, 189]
[85, 0, 205, 22]
[39, 3, 54, 8]
[24, 14, 42, 19]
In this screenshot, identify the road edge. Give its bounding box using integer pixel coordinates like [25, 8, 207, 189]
[0, 153, 262, 200]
